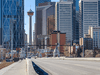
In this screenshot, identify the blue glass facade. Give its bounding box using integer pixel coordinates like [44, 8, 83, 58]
[75, 11, 79, 44]
[0, 0, 2, 45]
[35, 0, 51, 6]
[79, 1, 100, 38]
[0, 0, 1, 28]
[1, 0, 24, 49]
[98, 1, 100, 26]
[56, 2, 73, 45]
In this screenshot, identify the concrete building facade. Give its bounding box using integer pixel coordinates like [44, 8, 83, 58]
[35, 2, 55, 48]
[46, 15, 55, 48]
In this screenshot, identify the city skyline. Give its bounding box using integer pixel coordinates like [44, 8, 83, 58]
[25, 0, 79, 42]
[0, 0, 100, 74]
[25, 0, 59, 42]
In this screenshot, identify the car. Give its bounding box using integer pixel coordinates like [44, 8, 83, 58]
[27, 56, 31, 59]
[6, 59, 13, 62]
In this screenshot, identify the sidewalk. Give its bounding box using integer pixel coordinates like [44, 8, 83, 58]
[0, 60, 27, 75]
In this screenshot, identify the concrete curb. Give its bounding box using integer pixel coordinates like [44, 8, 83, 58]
[26, 58, 37, 75]
[59, 57, 100, 61]
[37, 57, 100, 61]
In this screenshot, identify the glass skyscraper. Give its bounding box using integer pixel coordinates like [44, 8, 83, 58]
[89, 26, 100, 49]
[0, 0, 24, 49]
[35, 0, 51, 6]
[55, 1, 73, 45]
[79, 0, 100, 38]
[0, 0, 2, 45]
[60, 0, 77, 44]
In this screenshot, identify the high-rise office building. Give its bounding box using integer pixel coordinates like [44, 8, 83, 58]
[68, 0, 76, 44]
[55, 1, 73, 45]
[35, 2, 55, 48]
[35, 0, 51, 6]
[75, 11, 79, 44]
[35, 0, 51, 48]
[79, 0, 100, 38]
[60, 0, 76, 5]
[0, 0, 24, 49]
[60, 0, 77, 44]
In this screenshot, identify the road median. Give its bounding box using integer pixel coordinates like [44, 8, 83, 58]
[26, 58, 37, 75]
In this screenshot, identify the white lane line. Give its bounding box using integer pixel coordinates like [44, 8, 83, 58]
[64, 63, 100, 71]
[44, 60, 100, 71]
[33, 60, 86, 75]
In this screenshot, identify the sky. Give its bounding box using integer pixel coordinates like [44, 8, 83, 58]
[25, 0, 79, 42]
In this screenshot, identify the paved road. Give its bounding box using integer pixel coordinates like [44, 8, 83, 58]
[32, 58, 100, 75]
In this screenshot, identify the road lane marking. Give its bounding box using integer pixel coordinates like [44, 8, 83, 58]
[64, 63, 100, 71]
[32, 59, 88, 75]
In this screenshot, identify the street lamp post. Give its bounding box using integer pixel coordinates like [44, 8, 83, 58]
[10, 20, 16, 60]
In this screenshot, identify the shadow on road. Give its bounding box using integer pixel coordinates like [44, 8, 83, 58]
[32, 61, 48, 75]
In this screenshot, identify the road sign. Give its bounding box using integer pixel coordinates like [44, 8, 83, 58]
[37, 35, 49, 39]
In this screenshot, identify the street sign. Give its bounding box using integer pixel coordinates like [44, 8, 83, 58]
[37, 35, 49, 39]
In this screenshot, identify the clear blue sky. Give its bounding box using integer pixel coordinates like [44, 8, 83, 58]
[25, 0, 79, 38]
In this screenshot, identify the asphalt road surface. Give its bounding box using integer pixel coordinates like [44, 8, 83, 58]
[32, 58, 100, 75]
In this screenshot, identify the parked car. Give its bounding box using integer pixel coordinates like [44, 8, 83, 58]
[6, 59, 13, 62]
[27, 56, 31, 59]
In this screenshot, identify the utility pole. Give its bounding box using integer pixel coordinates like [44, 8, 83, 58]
[10, 20, 16, 60]
[53, 31, 60, 57]
[83, 38, 84, 57]
[70, 43, 71, 57]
